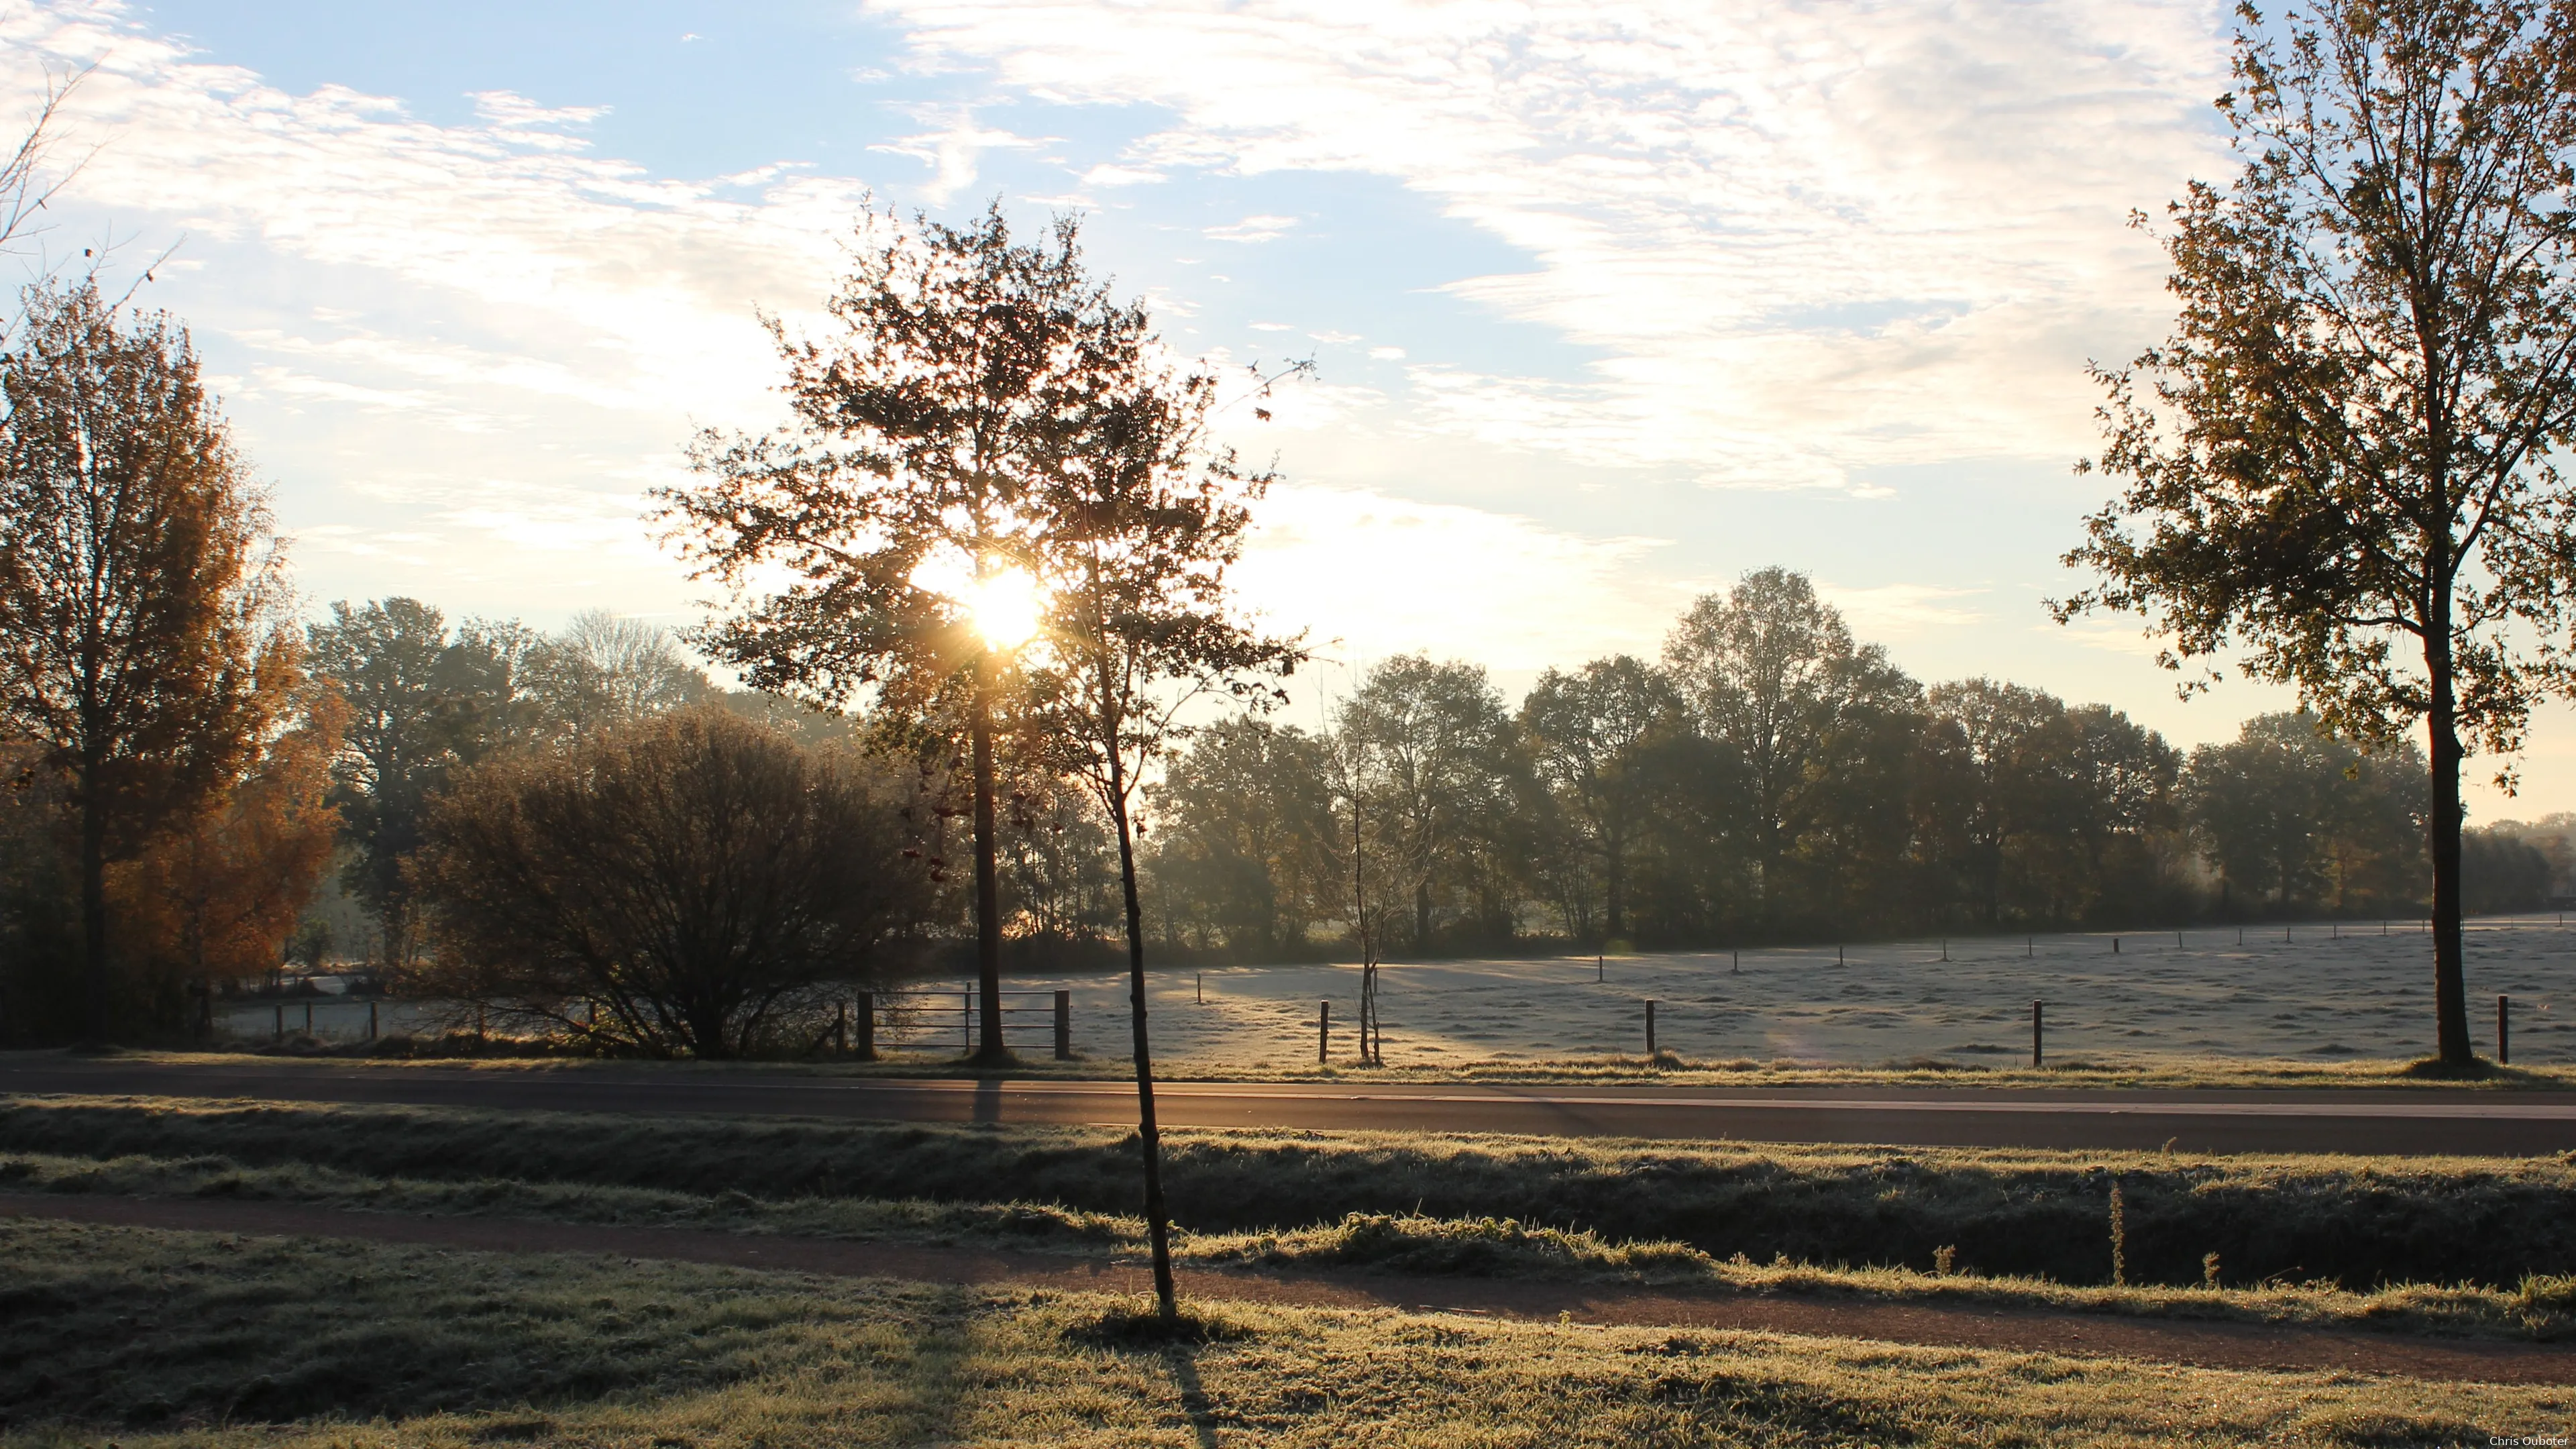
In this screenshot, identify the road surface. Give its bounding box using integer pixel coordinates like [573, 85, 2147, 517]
[7, 1055, 2576, 1155]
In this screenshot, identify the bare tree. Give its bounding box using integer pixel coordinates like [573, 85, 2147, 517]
[0, 67, 88, 322]
[523, 609, 712, 738]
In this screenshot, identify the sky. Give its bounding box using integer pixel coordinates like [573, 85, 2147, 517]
[7, 0, 2573, 819]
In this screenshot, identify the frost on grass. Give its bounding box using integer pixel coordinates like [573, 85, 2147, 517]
[0, 1218, 2557, 1446]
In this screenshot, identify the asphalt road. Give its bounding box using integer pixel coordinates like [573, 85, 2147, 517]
[7, 1055, 2576, 1155]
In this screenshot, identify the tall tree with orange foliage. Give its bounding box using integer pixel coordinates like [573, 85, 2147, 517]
[0, 282, 289, 1040]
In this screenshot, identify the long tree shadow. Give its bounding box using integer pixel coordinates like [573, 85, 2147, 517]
[873, 1281, 985, 1446]
[1163, 1348, 1224, 1449]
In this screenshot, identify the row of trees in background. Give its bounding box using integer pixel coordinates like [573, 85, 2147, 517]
[252, 567, 2562, 1006]
[1144, 569, 2558, 961]
[14, 519, 2551, 1050]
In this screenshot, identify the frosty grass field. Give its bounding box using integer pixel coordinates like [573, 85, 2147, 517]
[230, 914, 2576, 1069]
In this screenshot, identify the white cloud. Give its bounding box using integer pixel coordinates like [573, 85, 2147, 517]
[871, 0, 2228, 490]
[1819, 582, 1989, 635]
[1368, 345, 1405, 360]
[468, 89, 609, 136]
[0, 0, 900, 620]
[1204, 211, 1297, 242]
[1083, 162, 1167, 185]
[867, 103, 1048, 202]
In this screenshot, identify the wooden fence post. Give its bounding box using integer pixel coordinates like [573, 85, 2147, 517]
[2031, 999, 2044, 1068]
[1055, 989, 1071, 1061]
[2500, 994, 2511, 1066]
[1646, 1000, 1657, 1057]
[1319, 1000, 1331, 1063]
[855, 992, 876, 1061]
[273, 1003, 282, 1042]
[367, 1000, 378, 1041]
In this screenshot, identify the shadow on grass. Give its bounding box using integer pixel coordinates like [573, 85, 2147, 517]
[0, 1218, 998, 1434]
[1065, 1300, 1252, 1449]
[1067, 1299, 1255, 1350]
[2398, 1055, 2510, 1081]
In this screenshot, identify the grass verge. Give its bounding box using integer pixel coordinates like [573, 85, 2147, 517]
[74, 1042, 2576, 1090]
[7, 1147, 2576, 1342]
[1, 1216, 2563, 1446]
[5, 1094, 2574, 1292]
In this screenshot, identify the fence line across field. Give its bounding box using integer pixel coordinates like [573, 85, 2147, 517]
[211, 913, 2573, 1062]
[853, 988, 1073, 1061]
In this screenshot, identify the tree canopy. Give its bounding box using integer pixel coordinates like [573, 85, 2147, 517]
[2057, 0, 2576, 1063]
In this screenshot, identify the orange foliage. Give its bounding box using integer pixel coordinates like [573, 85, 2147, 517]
[110, 682, 345, 990]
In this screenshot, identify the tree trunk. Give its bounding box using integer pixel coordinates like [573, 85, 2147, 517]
[79, 769, 108, 1046]
[970, 667, 1008, 1065]
[2425, 627, 2473, 1066]
[1106, 753, 1178, 1322]
[1605, 818, 1626, 939]
[1414, 879, 1432, 953]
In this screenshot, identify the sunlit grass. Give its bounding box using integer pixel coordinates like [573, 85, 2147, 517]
[0, 1217, 2563, 1446]
[7, 1144, 2576, 1343]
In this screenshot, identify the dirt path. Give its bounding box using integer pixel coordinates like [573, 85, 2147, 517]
[4, 1192, 2564, 1385]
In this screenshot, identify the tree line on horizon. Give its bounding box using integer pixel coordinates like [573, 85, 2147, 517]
[17, 541, 2554, 1050]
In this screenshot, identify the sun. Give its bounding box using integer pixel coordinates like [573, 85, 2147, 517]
[964, 568, 1043, 651]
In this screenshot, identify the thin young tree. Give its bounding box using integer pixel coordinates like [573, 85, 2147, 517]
[1022, 297, 1301, 1323]
[1321, 696, 1400, 1065]
[2057, 0, 2576, 1065]
[659, 205, 1097, 1066]
[0, 282, 288, 1040]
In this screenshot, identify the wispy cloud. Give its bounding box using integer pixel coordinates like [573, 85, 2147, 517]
[867, 103, 1049, 203]
[1820, 581, 1990, 635]
[468, 89, 609, 139]
[1205, 212, 1297, 242]
[875, 0, 2228, 492]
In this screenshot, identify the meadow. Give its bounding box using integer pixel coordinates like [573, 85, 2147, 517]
[221, 914, 2576, 1072]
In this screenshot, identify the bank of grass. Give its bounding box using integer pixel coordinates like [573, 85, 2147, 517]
[6, 1096, 2576, 1299]
[4, 1147, 2571, 1342]
[0, 1216, 2560, 1446]
[129, 1038, 2576, 1089]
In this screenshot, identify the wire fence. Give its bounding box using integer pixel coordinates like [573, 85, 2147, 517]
[205, 914, 2576, 1064]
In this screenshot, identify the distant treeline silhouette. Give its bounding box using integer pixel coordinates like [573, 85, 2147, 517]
[6, 565, 2563, 1047]
[1134, 568, 2561, 959]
